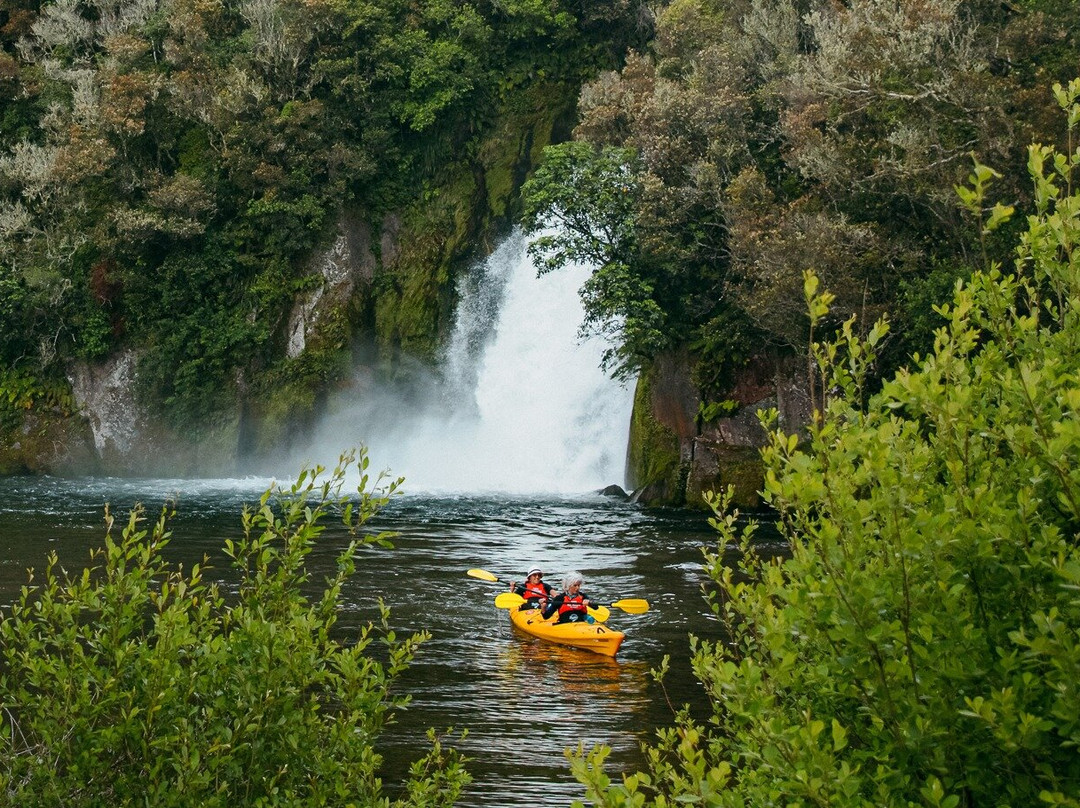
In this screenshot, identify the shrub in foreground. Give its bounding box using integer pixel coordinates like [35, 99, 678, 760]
[569, 81, 1080, 807]
[0, 449, 468, 807]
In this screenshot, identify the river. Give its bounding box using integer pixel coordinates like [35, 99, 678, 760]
[0, 232, 768, 803]
[0, 474, 763, 806]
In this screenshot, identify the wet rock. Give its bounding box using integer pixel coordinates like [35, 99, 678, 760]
[596, 484, 630, 499]
[627, 350, 812, 508]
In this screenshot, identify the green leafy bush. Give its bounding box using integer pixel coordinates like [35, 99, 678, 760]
[0, 369, 75, 434]
[568, 82, 1080, 808]
[695, 399, 739, 424]
[0, 450, 468, 807]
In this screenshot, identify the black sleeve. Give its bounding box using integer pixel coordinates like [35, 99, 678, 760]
[542, 594, 563, 620]
[512, 583, 526, 596]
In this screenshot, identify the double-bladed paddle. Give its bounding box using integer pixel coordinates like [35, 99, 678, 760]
[470, 568, 650, 618]
[493, 591, 612, 623]
[466, 568, 506, 584]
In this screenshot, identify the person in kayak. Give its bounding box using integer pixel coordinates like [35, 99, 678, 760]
[510, 566, 554, 610]
[543, 571, 593, 623]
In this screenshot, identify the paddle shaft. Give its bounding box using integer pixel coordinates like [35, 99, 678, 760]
[469, 568, 649, 613]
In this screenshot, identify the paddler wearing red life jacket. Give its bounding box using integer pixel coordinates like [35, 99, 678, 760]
[542, 571, 593, 624]
[510, 567, 554, 609]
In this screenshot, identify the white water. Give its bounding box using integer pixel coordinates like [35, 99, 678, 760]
[303, 230, 634, 494]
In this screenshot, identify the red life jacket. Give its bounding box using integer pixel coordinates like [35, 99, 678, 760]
[523, 580, 548, 600]
[558, 592, 587, 617]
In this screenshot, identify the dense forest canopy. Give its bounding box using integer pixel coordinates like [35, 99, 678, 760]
[0, 0, 648, 433]
[2, 0, 1079, 441]
[523, 0, 1080, 396]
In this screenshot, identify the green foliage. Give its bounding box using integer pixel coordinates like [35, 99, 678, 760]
[521, 141, 673, 376]
[696, 399, 738, 424]
[126, 247, 268, 431]
[890, 258, 971, 369]
[688, 306, 759, 399]
[521, 141, 642, 273]
[547, 0, 1080, 397]
[74, 304, 113, 360]
[0, 265, 33, 365]
[0, 369, 75, 434]
[0, 0, 644, 431]
[0, 450, 470, 807]
[567, 91, 1080, 808]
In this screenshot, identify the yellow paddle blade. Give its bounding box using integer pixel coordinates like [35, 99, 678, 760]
[467, 568, 499, 582]
[588, 605, 611, 623]
[611, 598, 650, 614]
[494, 592, 525, 609]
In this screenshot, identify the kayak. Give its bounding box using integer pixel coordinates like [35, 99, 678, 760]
[508, 606, 625, 657]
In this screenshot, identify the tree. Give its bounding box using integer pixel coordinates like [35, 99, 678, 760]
[521, 140, 669, 376]
[0, 449, 469, 807]
[567, 81, 1080, 808]
[529, 0, 1080, 396]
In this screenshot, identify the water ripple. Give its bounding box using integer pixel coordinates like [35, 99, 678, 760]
[0, 478, 737, 806]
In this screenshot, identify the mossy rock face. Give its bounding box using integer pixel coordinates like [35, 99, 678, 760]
[0, 409, 99, 476]
[626, 350, 777, 509]
[245, 376, 320, 459]
[626, 367, 682, 504]
[172, 421, 243, 477]
[685, 442, 764, 510]
[0, 404, 245, 480]
[478, 81, 576, 223]
[373, 162, 476, 364]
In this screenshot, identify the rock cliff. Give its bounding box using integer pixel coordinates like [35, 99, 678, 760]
[627, 350, 811, 508]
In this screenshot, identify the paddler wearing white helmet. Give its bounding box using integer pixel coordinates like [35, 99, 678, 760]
[509, 566, 554, 609]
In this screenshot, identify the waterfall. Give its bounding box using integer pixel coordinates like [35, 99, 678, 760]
[305, 230, 634, 495]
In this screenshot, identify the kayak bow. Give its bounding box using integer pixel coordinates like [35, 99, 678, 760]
[508, 606, 625, 657]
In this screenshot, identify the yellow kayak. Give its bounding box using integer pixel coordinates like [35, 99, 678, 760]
[508, 606, 625, 657]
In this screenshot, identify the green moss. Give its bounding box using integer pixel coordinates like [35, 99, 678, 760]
[0, 436, 31, 474]
[0, 406, 99, 476]
[370, 159, 482, 362]
[686, 445, 764, 510]
[249, 375, 319, 456]
[478, 82, 571, 221]
[626, 367, 681, 499]
[248, 329, 356, 456]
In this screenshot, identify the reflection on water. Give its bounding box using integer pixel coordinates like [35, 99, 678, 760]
[478, 640, 652, 780]
[496, 638, 647, 700]
[0, 477, 775, 807]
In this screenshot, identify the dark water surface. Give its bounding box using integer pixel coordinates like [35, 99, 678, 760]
[0, 475, 763, 806]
